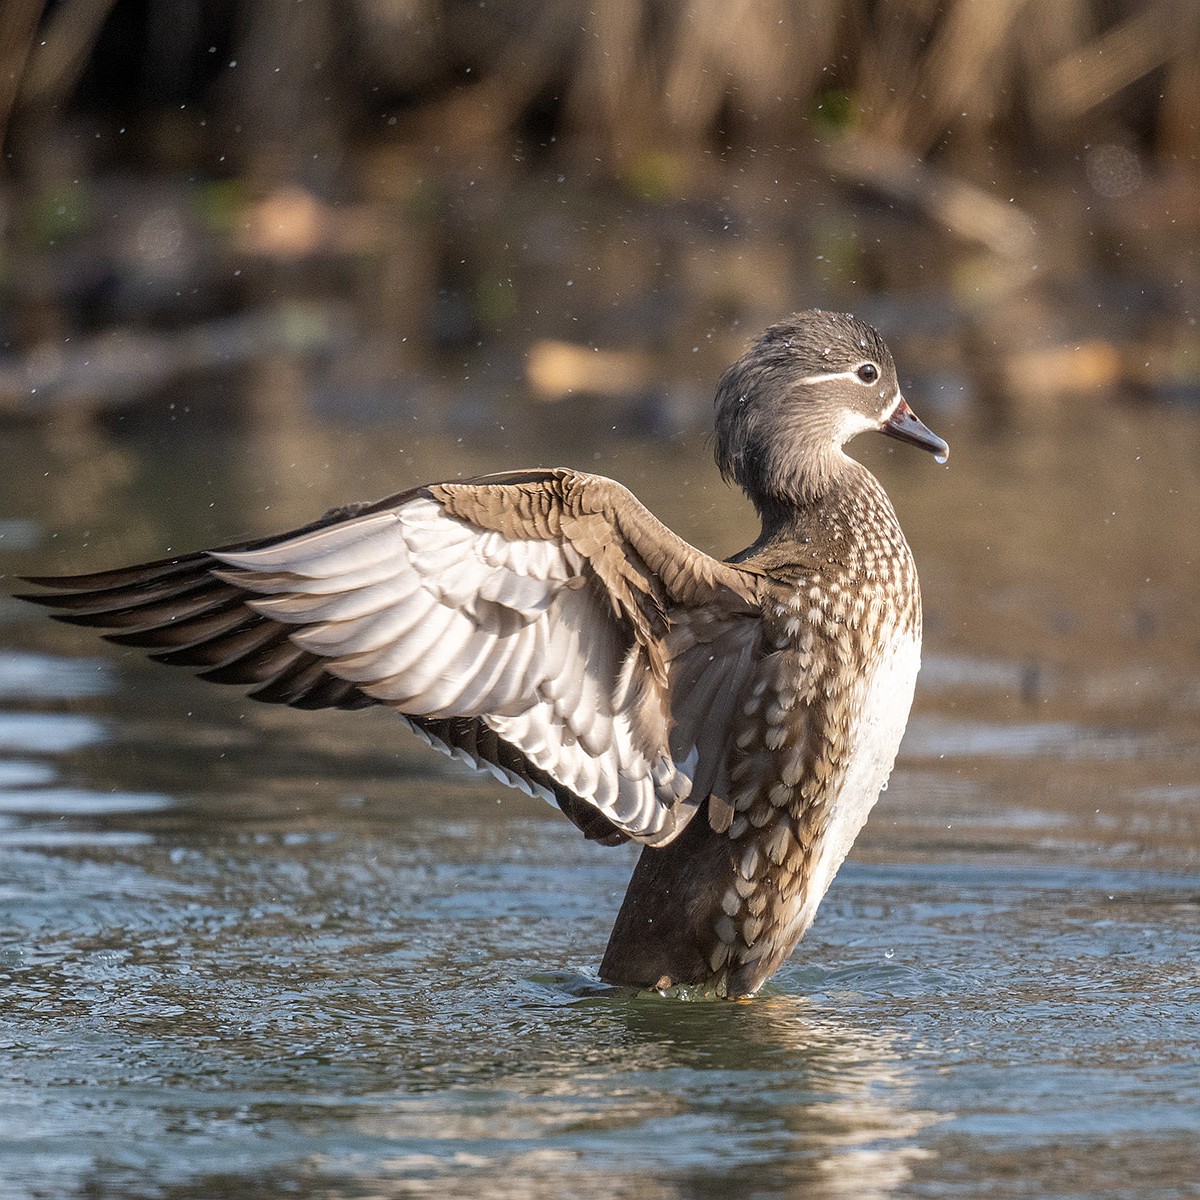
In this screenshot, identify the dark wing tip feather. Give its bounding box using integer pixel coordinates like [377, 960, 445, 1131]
[16, 548, 382, 715]
[144, 618, 284, 666]
[18, 553, 209, 594]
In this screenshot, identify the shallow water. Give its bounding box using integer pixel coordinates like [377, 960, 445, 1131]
[1, 393, 1198, 1199]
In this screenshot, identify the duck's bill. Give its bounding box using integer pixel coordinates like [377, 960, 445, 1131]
[882, 398, 949, 462]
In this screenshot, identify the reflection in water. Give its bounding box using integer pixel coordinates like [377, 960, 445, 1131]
[0, 710, 106, 753]
[0, 651, 115, 699]
[0, 788, 171, 815]
[350, 994, 943, 1200]
[902, 716, 1143, 762]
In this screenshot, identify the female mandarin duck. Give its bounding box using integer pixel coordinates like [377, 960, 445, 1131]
[23, 310, 947, 997]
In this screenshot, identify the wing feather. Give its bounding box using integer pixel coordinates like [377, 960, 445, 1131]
[244, 571, 423, 622]
[149, 618, 283, 667]
[21, 469, 764, 846]
[214, 513, 407, 575]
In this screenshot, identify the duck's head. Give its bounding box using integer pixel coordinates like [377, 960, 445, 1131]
[713, 310, 948, 512]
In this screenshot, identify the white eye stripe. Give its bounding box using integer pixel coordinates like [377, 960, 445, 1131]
[795, 366, 884, 386]
[794, 369, 863, 386]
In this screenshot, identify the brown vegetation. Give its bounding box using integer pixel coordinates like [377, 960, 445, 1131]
[0, 1, 1195, 423]
[2, 0, 1195, 173]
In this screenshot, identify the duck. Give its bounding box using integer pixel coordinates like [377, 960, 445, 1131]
[21, 309, 947, 998]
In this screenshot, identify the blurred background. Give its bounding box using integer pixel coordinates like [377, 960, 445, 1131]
[0, 0, 1196, 435]
[0, 5, 1198, 1200]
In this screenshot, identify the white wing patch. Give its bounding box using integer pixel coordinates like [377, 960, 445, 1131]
[211, 495, 709, 843]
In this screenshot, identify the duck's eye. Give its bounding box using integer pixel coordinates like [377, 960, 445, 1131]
[856, 362, 879, 384]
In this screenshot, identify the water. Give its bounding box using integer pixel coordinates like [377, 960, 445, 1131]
[0, 395, 1198, 1199]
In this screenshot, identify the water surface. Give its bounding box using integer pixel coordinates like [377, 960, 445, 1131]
[0, 396, 1197, 1199]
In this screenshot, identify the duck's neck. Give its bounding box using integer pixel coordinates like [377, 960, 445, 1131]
[737, 455, 903, 566]
[751, 432, 850, 511]
[755, 450, 867, 528]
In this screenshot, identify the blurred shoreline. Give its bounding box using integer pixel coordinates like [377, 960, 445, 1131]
[0, 1, 1195, 430]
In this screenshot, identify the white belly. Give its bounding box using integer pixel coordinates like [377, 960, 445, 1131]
[796, 630, 922, 934]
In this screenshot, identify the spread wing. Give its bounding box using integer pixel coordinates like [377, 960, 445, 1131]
[20, 468, 765, 847]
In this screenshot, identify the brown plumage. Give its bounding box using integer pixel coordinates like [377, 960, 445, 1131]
[19, 310, 947, 997]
